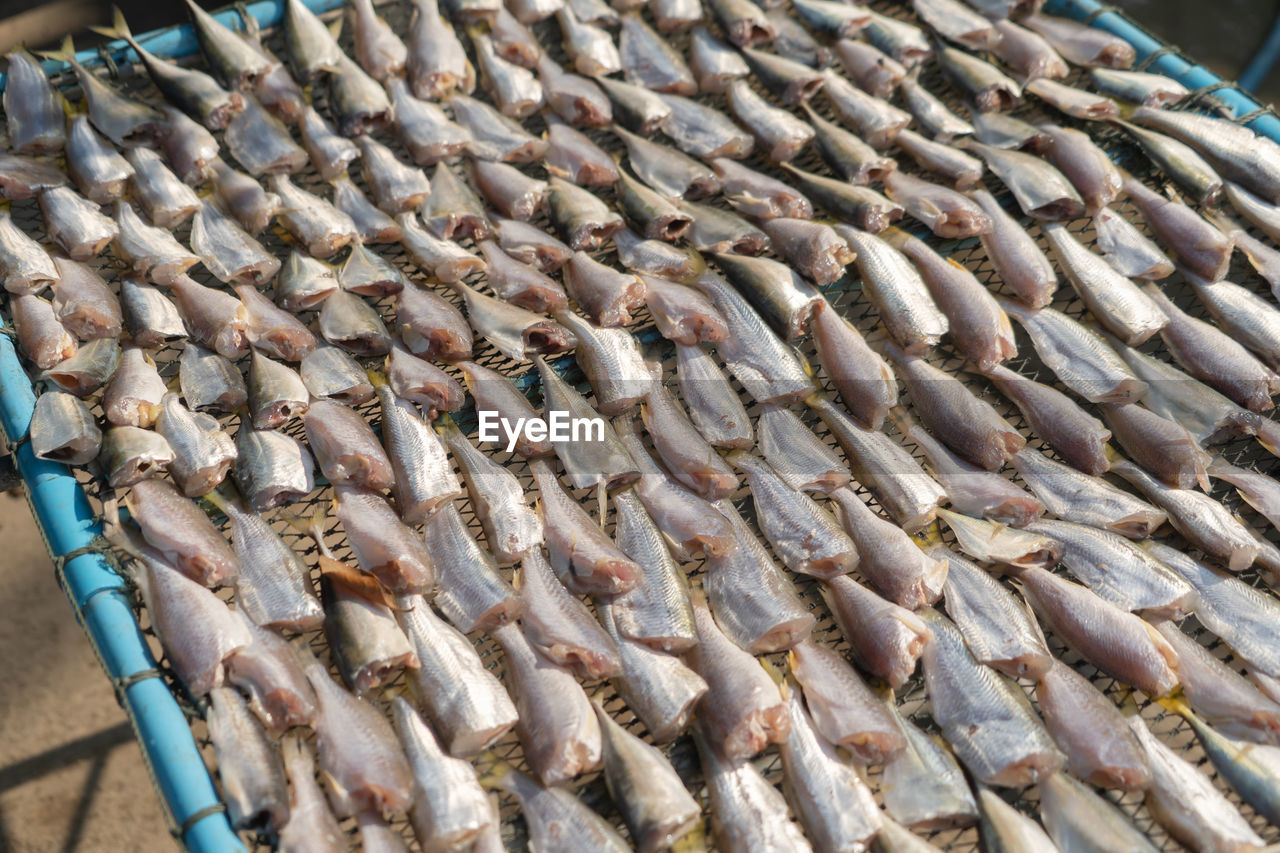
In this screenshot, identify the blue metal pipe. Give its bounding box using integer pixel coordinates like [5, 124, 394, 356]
[0, 0, 346, 92]
[1239, 10, 1280, 93]
[1044, 0, 1280, 143]
[0, 333, 245, 853]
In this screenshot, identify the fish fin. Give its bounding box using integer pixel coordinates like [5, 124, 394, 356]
[365, 367, 388, 388]
[595, 481, 607, 530]
[475, 754, 517, 791]
[233, 1, 261, 40]
[1155, 692, 1193, 717]
[327, 15, 344, 41]
[88, 6, 134, 42]
[759, 656, 785, 692]
[37, 35, 77, 63]
[319, 556, 401, 609]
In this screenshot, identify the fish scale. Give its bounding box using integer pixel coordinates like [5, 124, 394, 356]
[6, 1, 1280, 851]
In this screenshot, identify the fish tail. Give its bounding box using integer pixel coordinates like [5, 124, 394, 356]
[89, 6, 135, 44]
[1155, 691, 1192, 718]
[366, 366, 388, 388]
[36, 35, 77, 64]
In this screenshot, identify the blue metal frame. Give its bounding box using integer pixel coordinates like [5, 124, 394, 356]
[0, 1, 1276, 850]
[1044, 0, 1280, 143]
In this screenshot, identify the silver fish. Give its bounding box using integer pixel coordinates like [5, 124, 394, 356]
[397, 592, 518, 756]
[972, 109, 1053, 153]
[594, 75, 672, 134]
[557, 4, 622, 74]
[838, 227, 948, 352]
[712, 251, 821, 340]
[66, 114, 133, 203]
[519, 546, 620, 679]
[1000, 299, 1144, 402]
[470, 159, 548, 222]
[812, 396, 945, 531]
[337, 243, 405, 299]
[537, 54, 614, 127]
[1092, 206, 1175, 281]
[1187, 271, 1280, 371]
[704, 0, 775, 46]
[11, 294, 76, 369]
[652, 0, 703, 32]
[536, 357, 638, 491]
[557, 311, 651, 413]
[29, 390, 101, 466]
[694, 271, 814, 403]
[49, 257, 122, 340]
[225, 615, 317, 736]
[154, 392, 237, 496]
[1224, 180, 1280, 242]
[206, 159, 280, 238]
[756, 403, 850, 494]
[531, 458, 641, 594]
[385, 345, 463, 416]
[674, 341, 755, 449]
[660, 92, 755, 159]
[1146, 282, 1278, 412]
[391, 697, 495, 852]
[189, 201, 279, 286]
[880, 698, 977, 829]
[726, 79, 815, 162]
[1029, 515, 1196, 618]
[1018, 566, 1180, 695]
[1011, 448, 1162, 536]
[1036, 656, 1151, 790]
[374, 382, 460, 521]
[38, 185, 118, 261]
[214, 493, 323, 633]
[119, 277, 186, 348]
[1111, 119, 1223, 207]
[1023, 12, 1136, 66]
[269, 174, 358, 257]
[831, 487, 947, 609]
[914, 0, 998, 49]
[616, 419, 736, 559]
[547, 176, 625, 249]
[315, 289, 391, 357]
[37, 38, 164, 147]
[358, 135, 431, 215]
[918, 609, 1064, 787]
[1026, 77, 1121, 119]
[0, 210, 57, 295]
[779, 688, 882, 853]
[936, 44, 1021, 112]
[900, 66, 972, 141]
[224, 96, 306, 176]
[206, 687, 289, 832]
[325, 52, 392, 136]
[438, 418, 542, 564]
[233, 425, 315, 511]
[687, 599, 790, 758]
[351, 0, 407, 81]
[491, 3, 541, 66]
[1090, 67, 1188, 105]
[320, 564, 418, 695]
[1038, 772, 1157, 853]
[883, 170, 990, 238]
[1128, 715, 1266, 852]
[117, 536, 247, 695]
[41, 335, 119, 398]
[969, 188, 1057, 308]
[810, 301, 898, 430]
[1111, 459, 1259, 571]
[277, 736, 344, 853]
[892, 128, 981, 189]
[334, 485, 434, 593]
[689, 26, 750, 92]
[407, 0, 475, 98]
[833, 38, 904, 100]
[788, 638, 904, 764]
[113, 202, 199, 285]
[179, 342, 246, 414]
[298, 106, 358, 180]
[456, 282, 574, 361]
[641, 274, 727, 344]
[303, 658, 413, 818]
[1042, 222, 1165, 345]
[1125, 177, 1234, 281]
[821, 573, 929, 691]
[398, 213, 486, 284]
[494, 622, 602, 784]
[246, 351, 308, 428]
[451, 93, 547, 162]
[729, 449, 857, 577]
[424, 502, 521, 632]
[485, 763, 628, 851]
[299, 343, 374, 404]
[608, 489, 697, 651]
[304, 399, 394, 491]
[620, 12, 697, 93]
[936, 547, 1050, 678]
[126, 477, 238, 587]
[87, 430, 168, 490]
[3, 47, 66, 153]
[886, 346, 1023, 470]
[387, 79, 471, 167]
[683, 199, 770, 254]
[102, 346, 166, 428]
[614, 166, 693, 242]
[598, 602, 706, 741]
[938, 508, 1058, 573]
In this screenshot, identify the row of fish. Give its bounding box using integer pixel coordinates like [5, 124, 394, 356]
[7, 0, 1280, 850]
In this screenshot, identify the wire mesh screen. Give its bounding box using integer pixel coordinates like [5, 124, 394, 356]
[2, 0, 1279, 850]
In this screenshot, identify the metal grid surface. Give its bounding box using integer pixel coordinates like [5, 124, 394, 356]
[3, 0, 1280, 850]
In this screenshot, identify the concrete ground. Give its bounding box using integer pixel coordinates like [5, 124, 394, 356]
[0, 487, 170, 853]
